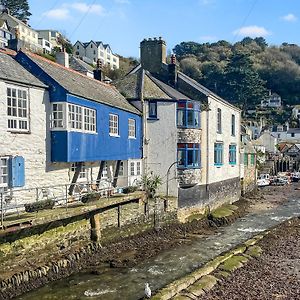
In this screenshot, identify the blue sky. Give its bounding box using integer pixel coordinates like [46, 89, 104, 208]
[27, 0, 300, 57]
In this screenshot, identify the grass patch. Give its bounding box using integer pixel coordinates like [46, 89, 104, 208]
[245, 245, 262, 258]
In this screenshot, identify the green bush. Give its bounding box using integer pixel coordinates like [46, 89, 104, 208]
[80, 193, 99, 203]
[24, 199, 55, 213]
[122, 186, 138, 194]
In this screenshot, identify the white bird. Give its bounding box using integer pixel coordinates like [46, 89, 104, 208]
[145, 282, 151, 298]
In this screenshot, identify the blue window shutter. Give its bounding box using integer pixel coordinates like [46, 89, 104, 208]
[9, 156, 25, 188]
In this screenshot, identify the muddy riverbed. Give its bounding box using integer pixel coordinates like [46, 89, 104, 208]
[16, 183, 300, 300]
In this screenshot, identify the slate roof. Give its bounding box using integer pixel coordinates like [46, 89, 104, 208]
[177, 71, 241, 111]
[19, 51, 139, 115]
[114, 68, 188, 101]
[0, 50, 46, 88]
[287, 128, 300, 134]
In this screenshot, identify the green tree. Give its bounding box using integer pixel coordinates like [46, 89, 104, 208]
[223, 52, 268, 110]
[0, 0, 31, 21]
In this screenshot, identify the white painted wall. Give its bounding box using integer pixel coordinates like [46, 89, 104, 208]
[145, 101, 178, 197]
[203, 96, 241, 185]
[256, 132, 278, 153]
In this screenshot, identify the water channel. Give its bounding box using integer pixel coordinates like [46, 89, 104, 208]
[18, 196, 300, 300]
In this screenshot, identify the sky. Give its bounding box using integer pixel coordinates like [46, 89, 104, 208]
[27, 0, 300, 57]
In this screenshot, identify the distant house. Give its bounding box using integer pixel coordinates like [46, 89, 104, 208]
[255, 131, 278, 154]
[115, 37, 241, 218]
[36, 30, 63, 50]
[261, 91, 282, 108]
[73, 40, 119, 69]
[0, 10, 41, 52]
[38, 37, 52, 54]
[0, 19, 13, 48]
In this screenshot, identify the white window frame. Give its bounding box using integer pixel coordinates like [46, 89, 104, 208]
[50, 102, 96, 134]
[70, 163, 88, 180]
[136, 161, 141, 175]
[119, 161, 124, 176]
[7, 85, 30, 133]
[128, 118, 136, 138]
[0, 157, 9, 192]
[130, 162, 135, 176]
[109, 114, 119, 136]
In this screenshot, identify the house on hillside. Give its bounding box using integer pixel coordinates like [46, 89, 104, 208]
[0, 49, 142, 203]
[0, 19, 13, 48]
[0, 9, 41, 52]
[255, 131, 278, 154]
[260, 91, 282, 109]
[292, 105, 300, 121]
[115, 37, 241, 217]
[73, 40, 119, 69]
[36, 30, 63, 50]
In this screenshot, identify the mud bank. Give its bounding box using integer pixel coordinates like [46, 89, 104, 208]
[0, 199, 248, 300]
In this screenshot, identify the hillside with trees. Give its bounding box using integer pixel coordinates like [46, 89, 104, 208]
[173, 38, 300, 111]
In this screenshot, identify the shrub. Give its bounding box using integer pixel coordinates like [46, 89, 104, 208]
[122, 186, 138, 194]
[80, 193, 99, 204]
[24, 199, 55, 213]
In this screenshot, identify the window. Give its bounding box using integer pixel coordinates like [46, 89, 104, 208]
[137, 162, 141, 175]
[214, 143, 223, 166]
[51, 103, 64, 128]
[128, 118, 136, 138]
[291, 133, 295, 137]
[0, 157, 9, 192]
[71, 163, 87, 179]
[51, 103, 96, 133]
[177, 101, 200, 128]
[91, 44, 93, 48]
[229, 144, 237, 165]
[119, 161, 124, 176]
[109, 114, 119, 136]
[7, 87, 29, 132]
[101, 162, 108, 178]
[231, 114, 236, 136]
[75, 51, 79, 55]
[107, 55, 111, 60]
[77, 45, 79, 49]
[177, 143, 201, 169]
[84, 108, 96, 132]
[68, 104, 82, 130]
[217, 108, 222, 133]
[130, 162, 135, 176]
[100, 51, 104, 57]
[244, 153, 249, 166]
[93, 50, 96, 55]
[251, 154, 255, 166]
[113, 57, 117, 63]
[148, 101, 157, 119]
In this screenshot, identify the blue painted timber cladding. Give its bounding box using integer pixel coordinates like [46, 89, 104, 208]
[51, 94, 142, 162]
[15, 52, 142, 163]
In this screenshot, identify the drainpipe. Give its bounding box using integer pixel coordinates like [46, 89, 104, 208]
[166, 161, 178, 198]
[205, 106, 210, 200]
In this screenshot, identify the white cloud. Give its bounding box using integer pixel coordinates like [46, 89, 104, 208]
[42, 8, 70, 20]
[281, 13, 297, 22]
[69, 2, 106, 15]
[233, 25, 271, 37]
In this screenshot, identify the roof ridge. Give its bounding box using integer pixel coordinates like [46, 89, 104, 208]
[24, 50, 113, 89]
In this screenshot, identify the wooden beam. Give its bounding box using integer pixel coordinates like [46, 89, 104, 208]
[69, 162, 82, 195]
[112, 160, 121, 188]
[96, 161, 105, 188]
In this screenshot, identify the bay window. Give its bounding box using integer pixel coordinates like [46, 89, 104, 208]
[177, 143, 201, 169]
[177, 101, 200, 128]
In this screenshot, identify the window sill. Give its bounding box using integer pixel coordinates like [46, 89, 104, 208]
[8, 130, 30, 134]
[128, 136, 136, 139]
[177, 166, 201, 170]
[177, 126, 201, 129]
[147, 117, 159, 121]
[214, 163, 223, 167]
[109, 133, 120, 138]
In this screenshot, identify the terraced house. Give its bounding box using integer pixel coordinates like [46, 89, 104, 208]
[0, 49, 142, 203]
[115, 38, 241, 215]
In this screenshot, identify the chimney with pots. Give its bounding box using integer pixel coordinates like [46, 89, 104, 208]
[93, 59, 103, 81]
[168, 53, 177, 87]
[140, 37, 166, 74]
[56, 50, 69, 68]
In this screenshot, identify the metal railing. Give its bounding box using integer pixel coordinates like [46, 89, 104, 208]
[0, 177, 142, 228]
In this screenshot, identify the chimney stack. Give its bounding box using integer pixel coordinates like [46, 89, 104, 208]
[56, 50, 69, 68]
[168, 53, 177, 87]
[93, 59, 103, 81]
[140, 37, 166, 74]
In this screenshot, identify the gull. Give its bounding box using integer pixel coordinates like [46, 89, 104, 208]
[145, 282, 151, 298]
